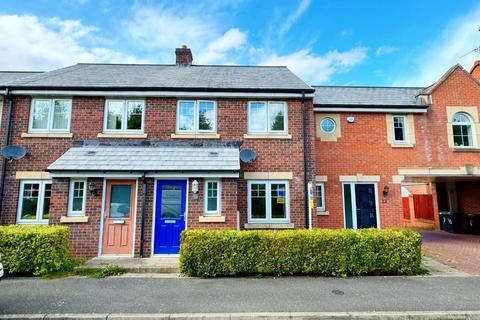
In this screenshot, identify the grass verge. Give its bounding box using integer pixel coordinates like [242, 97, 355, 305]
[42, 259, 125, 279]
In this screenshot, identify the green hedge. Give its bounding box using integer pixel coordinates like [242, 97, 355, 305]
[180, 228, 422, 277]
[0, 225, 70, 275]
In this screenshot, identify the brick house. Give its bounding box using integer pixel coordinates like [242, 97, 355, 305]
[312, 62, 480, 231]
[0, 46, 316, 257]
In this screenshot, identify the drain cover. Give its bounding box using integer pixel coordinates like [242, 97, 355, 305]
[331, 289, 345, 295]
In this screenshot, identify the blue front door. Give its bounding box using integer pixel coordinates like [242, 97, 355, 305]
[154, 180, 187, 254]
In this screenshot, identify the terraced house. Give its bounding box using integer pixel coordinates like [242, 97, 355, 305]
[1, 45, 480, 258]
[0, 46, 316, 257]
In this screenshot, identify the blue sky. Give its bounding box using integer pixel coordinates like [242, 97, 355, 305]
[1, 0, 480, 87]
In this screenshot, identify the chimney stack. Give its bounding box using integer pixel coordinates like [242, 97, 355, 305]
[175, 44, 193, 66]
[470, 60, 480, 80]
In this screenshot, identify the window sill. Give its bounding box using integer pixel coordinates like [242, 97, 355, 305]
[316, 210, 330, 216]
[16, 220, 48, 225]
[452, 147, 480, 152]
[21, 132, 73, 138]
[244, 223, 294, 229]
[243, 134, 292, 140]
[171, 133, 220, 139]
[391, 143, 414, 148]
[97, 133, 147, 139]
[198, 216, 226, 223]
[60, 216, 89, 223]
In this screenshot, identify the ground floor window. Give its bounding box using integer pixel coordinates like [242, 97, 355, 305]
[17, 180, 51, 224]
[68, 180, 87, 216]
[248, 180, 289, 223]
[316, 182, 325, 212]
[204, 180, 221, 215]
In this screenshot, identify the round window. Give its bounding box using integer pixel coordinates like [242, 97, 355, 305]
[320, 118, 336, 133]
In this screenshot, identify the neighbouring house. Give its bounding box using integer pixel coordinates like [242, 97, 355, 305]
[0, 46, 316, 257]
[312, 62, 480, 231]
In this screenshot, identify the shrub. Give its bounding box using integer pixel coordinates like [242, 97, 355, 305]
[0, 225, 70, 275]
[180, 228, 422, 277]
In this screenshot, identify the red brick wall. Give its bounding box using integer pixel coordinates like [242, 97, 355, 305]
[457, 182, 480, 214]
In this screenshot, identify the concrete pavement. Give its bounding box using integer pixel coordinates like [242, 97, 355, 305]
[1, 275, 480, 314]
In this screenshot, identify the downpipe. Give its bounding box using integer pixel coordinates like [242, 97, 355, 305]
[0, 88, 13, 218]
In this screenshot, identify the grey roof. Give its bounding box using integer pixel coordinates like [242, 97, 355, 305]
[7, 63, 313, 92]
[313, 86, 427, 107]
[48, 142, 240, 172]
[0, 71, 43, 86]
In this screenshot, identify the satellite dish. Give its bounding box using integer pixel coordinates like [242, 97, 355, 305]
[1, 145, 27, 160]
[240, 149, 256, 164]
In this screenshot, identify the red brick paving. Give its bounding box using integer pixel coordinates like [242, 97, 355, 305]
[420, 229, 480, 275]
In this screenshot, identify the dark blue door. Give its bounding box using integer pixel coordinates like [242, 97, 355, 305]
[154, 180, 187, 254]
[355, 184, 377, 229]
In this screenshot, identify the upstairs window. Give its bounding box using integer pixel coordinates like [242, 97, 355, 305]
[29, 99, 72, 132]
[452, 113, 474, 147]
[392, 115, 407, 144]
[104, 100, 145, 133]
[248, 101, 287, 134]
[177, 100, 216, 133]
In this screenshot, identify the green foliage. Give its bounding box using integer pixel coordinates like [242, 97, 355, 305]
[180, 228, 422, 277]
[0, 225, 70, 276]
[75, 265, 125, 278]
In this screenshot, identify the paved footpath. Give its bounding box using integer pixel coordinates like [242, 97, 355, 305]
[1, 275, 480, 315]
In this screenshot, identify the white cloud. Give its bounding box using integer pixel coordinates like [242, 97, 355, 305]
[279, 0, 311, 34]
[375, 45, 397, 56]
[398, 5, 480, 86]
[0, 14, 144, 71]
[124, 3, 248, 65]
[258, 47, 368, 84]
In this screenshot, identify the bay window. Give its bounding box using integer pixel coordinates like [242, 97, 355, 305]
[177, 100, 216, 133]
[29, 99, 72, 132]
[248, 180, 289, 222]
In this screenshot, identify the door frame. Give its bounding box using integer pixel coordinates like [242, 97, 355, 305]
[151, 178, 189, 257]
[341, 182, 381, 229]
[98, 178, 139, 257]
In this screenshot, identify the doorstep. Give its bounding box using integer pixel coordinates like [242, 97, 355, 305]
[84, 257, 179, 274]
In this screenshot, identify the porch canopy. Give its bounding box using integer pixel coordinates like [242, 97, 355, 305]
[47, 141, 240, 178]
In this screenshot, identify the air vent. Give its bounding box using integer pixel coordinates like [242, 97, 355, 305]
[208, 151, 219, 157]
[85, 151, 96, 156]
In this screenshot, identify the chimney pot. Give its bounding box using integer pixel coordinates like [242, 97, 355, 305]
[175, 45, 193, 66]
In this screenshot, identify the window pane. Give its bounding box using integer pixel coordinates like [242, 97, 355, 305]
[206, 182, 218, 212]
[32, 100, 50, 130]
[251, 183, 266, 219]
[249, 102, 266, 132]
[109, 185, 131, 218]
[42, 184, 51, 220]
[393, 117, 405, 141]
[52, 100, 70, 130]
[106, 101, 124, 130]
[72, 181, 85, 212]
[198, 102, 215, 131]
[320, 118, 336, 133]
[127, 101, 143, 130]
[21, 183, 40, 220]
[269, 103, 285, 131]
[453, 124, 472, 146]
[271, 183, 286, 219]
[178, 102, 195, 131]
[316, 185, 323, 208]
[161, 185, 182, 219]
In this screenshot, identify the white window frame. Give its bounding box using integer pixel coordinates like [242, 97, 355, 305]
[176, 100, 217, 134]
[316, 182, 325, 212]
[320, 117, 336, 134]
[204, 180, 221, 216]
[28, 98, 72, 132]
[17, 180, 52, 224]
[247, 101, 288, 134]
[103, 99, 145, 134]
[392, 115, 408, 144]
[68, 180, 87, 216]
[247, 180, 290, 223]
[452, 112, 476, 148]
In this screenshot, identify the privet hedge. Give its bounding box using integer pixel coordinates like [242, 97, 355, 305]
[0, 225, 70, 275]
[180, 229, 422, 277]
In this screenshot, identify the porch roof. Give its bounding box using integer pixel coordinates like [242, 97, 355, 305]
[47, 141, 240, 174]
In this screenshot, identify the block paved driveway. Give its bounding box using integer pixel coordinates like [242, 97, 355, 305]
[420, 229, 480, 275]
